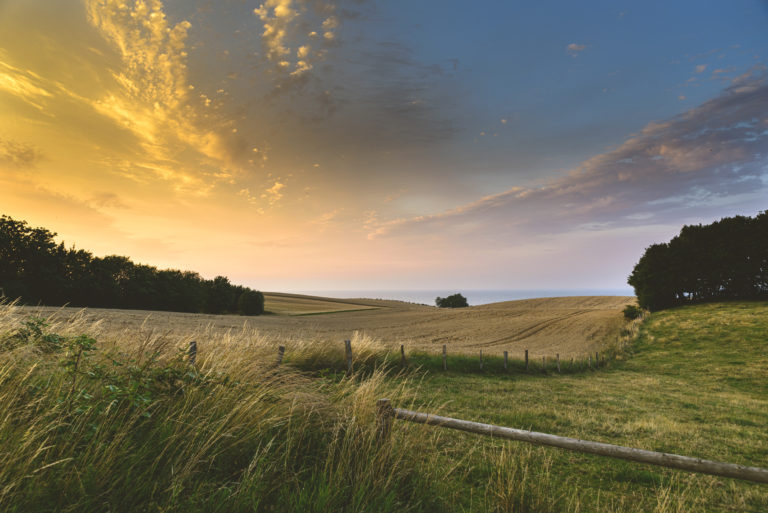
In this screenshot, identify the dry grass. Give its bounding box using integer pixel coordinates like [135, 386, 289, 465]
[0, 301, 448, 512]
[20, 294, 635, 359]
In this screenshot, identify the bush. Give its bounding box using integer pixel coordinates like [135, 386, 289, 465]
[436, 293, 468, 308]
[238, 289, 265, 315]
[622, 305, 643, 320]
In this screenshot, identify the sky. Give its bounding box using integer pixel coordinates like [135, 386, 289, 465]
[1, 0, 767, 292]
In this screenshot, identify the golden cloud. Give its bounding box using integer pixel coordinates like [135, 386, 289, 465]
[84, 0, 240, 192]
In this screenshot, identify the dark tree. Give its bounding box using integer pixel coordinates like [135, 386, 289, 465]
[435, 293, 469, 308]
[628, 211, 768, 311]
[0, 214, 264, 316]
[238, 290, 265, 315]
[206, 276, 237, 314]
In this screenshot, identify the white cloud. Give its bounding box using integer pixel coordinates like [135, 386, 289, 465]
[566, 43, 586, 57]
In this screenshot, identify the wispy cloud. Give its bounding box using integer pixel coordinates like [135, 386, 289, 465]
[368, 73, 768, 241]
[0, 137, 43, 168]
[0, 52, 54, 111]
[84, 0, 244, 192]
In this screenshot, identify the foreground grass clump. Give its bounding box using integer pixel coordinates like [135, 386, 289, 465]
[0, 305, 445, 512]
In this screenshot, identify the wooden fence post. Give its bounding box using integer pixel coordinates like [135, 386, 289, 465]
[525, 349, 529, 371]
[442, 345, 447, 371]
[345, 339, 353, 375]
[479, 350, 483, 370]
[277, 345, 285, 365]
[400, 344, 406, 368]
[595, 351, 599, 369]
[376, 398, 394, 441]
[188, 340, 197, 365]
[556, 353, 561, 374]
[504, 351, 508, 372]
[542, 356, 546, 374]
[588, 355, 593, 370]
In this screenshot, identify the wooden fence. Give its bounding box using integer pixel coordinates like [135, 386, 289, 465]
[375, 399, 768, 485]
[185, 340, 767, 483]
[187, 339, 606, 374]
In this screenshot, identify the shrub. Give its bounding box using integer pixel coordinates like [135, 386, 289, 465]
[436, 293, 468, 308]
[622, 305, 643, 320]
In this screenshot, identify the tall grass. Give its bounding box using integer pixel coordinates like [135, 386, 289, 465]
[0, 304, 447, 512]
[4, 300, 733, 513]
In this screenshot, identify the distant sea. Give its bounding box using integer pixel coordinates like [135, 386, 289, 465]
[294, 289, 635, 307]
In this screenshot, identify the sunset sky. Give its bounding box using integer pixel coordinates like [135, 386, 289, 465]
[1, 0, 767, 292]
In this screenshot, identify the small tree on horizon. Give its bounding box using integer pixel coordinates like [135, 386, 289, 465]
[435, 293, 468, 308]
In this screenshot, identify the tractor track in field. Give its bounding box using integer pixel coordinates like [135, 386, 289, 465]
[465, 309, 592, 348]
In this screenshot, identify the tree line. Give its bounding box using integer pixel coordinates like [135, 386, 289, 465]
[628, 211, 768, 311]
[0, 215, 264, 315]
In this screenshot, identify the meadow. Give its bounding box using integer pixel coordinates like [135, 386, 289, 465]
[0, 297, 766, 511]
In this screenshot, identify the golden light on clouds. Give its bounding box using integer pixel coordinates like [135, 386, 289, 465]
[1, 0, 765, 292]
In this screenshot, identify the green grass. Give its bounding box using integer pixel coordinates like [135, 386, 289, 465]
[401, 301, 768, 512]
[1, 301, 767, 512]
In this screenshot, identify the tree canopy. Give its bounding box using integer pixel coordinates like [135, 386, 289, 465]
[435, 293, 469, 308]
[628, 211, 768, 311]
[0, 215, 264, 315]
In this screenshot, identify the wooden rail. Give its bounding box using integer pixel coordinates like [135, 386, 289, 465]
[376, 399, 768, 484]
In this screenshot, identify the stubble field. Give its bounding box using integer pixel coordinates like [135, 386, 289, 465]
[20, 293, 634, 359]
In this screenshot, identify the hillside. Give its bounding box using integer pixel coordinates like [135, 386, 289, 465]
[19, 294, 634, 357]
[1, 300, 766, 511]
[410, 301, 768, 512]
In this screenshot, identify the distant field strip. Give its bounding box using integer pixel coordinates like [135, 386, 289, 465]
[263, 292, 380, 315]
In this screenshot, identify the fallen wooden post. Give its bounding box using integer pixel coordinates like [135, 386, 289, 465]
[377, 400, 768, 484]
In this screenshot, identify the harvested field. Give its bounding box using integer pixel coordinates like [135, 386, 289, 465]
[262, 292, 381, 315]
[16, 294, 634, 357]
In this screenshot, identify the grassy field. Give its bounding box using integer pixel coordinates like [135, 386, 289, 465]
[1, 299, 765, 512]
[23, 294, 633, 358]
[403, 301, 768, 512]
